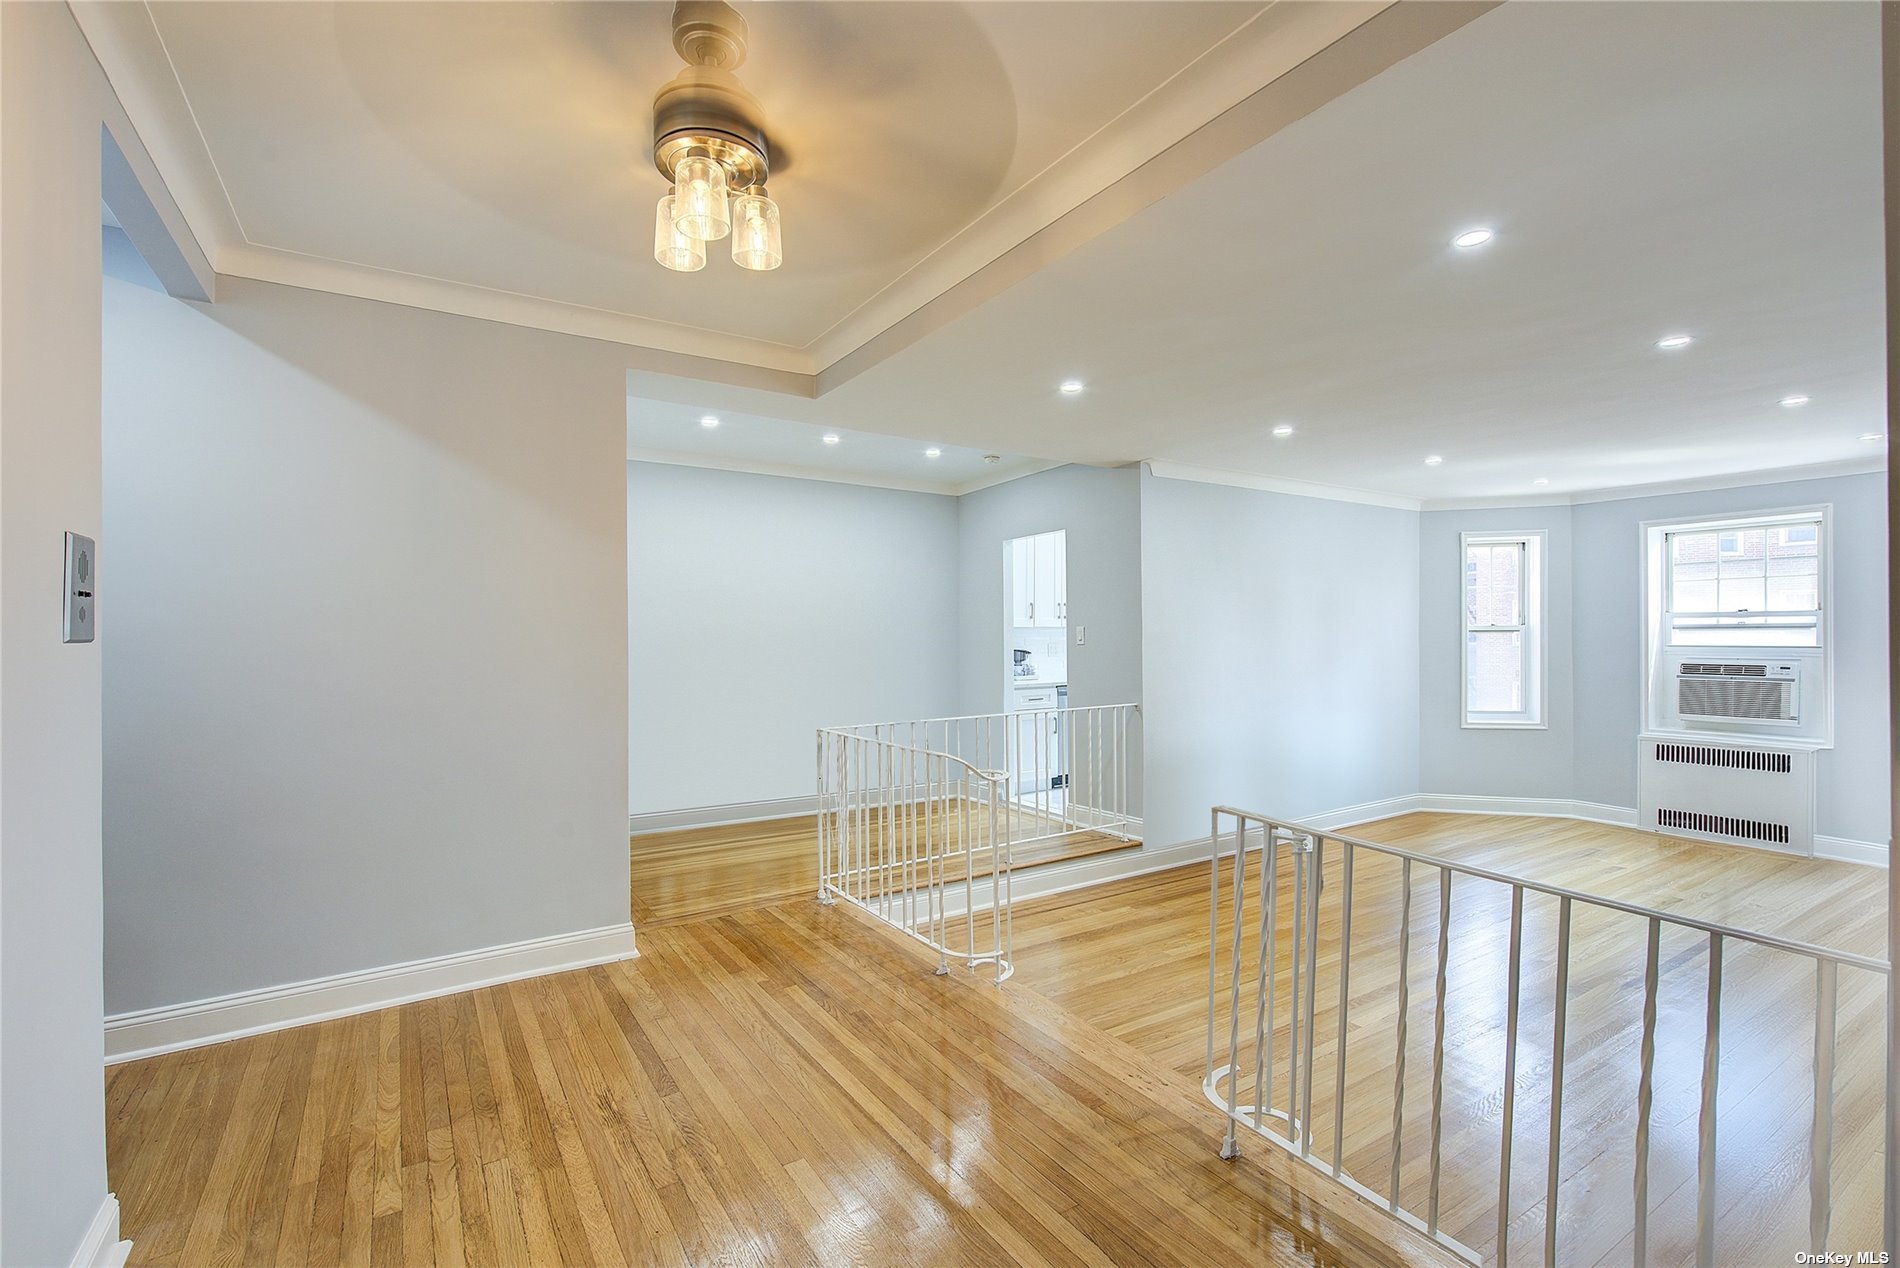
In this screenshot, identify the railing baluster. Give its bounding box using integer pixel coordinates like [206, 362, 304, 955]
[1546, 896, 1572, 1266]
[1811, 958, 1838, 1252]
[1250, 828, 1281, 1132]
[1301, 836, 1323, 1155]
[1634, 915, 1662, 1267]
[1289, 836, 1306, 1147]
[1332, 841, 1355, 1176]
[1389, 857, 1412, 1211]
[1695, 932, 1724, 1268]
[1498, 886, 1524, 1267]
[1221, 812, 1252, 1159]
[1205, 808, 1222, 1118]
[1187, 806, 1887, 1268]
[1427, 869, 1452, 1235]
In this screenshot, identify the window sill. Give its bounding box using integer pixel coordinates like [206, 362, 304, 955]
[1461, 719, 1549, 731]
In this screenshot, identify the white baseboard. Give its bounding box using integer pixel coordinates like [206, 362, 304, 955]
[630, 795, 816, 835]
[105, 923, 638, 1064]
[1815, 834, 1890, 866]
[925, 826, 1201, 919]
[1410, 794, 1640, 829]
[1318, 793, 1887, 866]
[1300, 795, 1426, 831]
[69, 1194, 130, 1268]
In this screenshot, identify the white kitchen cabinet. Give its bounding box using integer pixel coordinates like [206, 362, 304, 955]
[1009, 688, 1061, 795]
[1008, 531, 1068, 629]
[1009, 537, 1036, 627]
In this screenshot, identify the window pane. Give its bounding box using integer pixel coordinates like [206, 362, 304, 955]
[1466, 630, 1523, 713]
[1716, 574, 1766, 612]
[1465, 543, 1521, 627]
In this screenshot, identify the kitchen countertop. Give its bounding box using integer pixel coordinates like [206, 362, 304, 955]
[1011, 679, 1066, 688]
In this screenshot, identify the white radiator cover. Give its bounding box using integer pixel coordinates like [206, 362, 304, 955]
[1637, 737, 1814, 855]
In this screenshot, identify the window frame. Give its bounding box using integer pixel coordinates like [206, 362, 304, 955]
[1460, 529, 1547, 730]
[1639, 504, 1834, 747]
[1659, 512, 1825, 647]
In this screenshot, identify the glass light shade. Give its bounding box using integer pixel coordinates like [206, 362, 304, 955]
[671, 154, 730, 240]
[731, 191, 782, 271]
[653, 194, 705, 272]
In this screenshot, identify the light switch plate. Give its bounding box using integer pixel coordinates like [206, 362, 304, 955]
[63, 532, 95, 643]
[1075, 625, 1086, 645]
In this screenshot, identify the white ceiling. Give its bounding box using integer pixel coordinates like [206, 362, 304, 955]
[630, 0, 1887, 504]
[627, 396, 1055, 495]
[86, 0, 1419, 374]
[85, 1, 1886, 505]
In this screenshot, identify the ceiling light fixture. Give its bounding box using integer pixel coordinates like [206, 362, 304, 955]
[1533, 477, 1550, 486]
[925, 447, 942, 458]
[1272, 424, 1295, 437]
[700, 414, 721, 428]
[1860, 432, 1886, 442]
[1424, 455, 1444, 466]
[1780, 395, 1811, 408]
[651, 2, 782, 273]
[1452, 227, 1494, 249]
[1656, 334, 1695, 350]
[822, 433, 841, 445]
[1059, 380, 1085, 395]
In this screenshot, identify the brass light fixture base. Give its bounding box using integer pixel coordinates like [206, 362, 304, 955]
[652, 2, 771, 188]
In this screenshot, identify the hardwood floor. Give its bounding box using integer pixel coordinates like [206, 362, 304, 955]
[105, 811, 1886, 1267]
[107, 899, 1454, 1267]
[629, 811, 1138, 928]
[1008, 813, 1888, 1266]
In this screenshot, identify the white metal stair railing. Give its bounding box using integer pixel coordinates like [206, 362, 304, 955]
[826, 703, 1140, 849]
[1203, 806, 1892, 1268]
[815, 726, 1016, 980]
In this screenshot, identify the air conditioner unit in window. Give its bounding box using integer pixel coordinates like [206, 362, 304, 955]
[1675, 661, 1799, 725]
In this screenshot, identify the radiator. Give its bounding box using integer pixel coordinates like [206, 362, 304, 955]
[1637, 737, 1813, 855]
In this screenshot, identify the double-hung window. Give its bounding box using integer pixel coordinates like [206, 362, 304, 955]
[1660, 513, 1823, 648]
[1462, 531, 1545, 727]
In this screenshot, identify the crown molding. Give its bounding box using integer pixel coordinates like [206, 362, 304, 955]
[1143, 460, 1424, 511]
[221, 243, 818, 392]
[815, 1, 1499, 394]
[800, 0, 1394, 368]
[1146, 455, 1887, 516]
[70, 0, 1503, 396]
[627, 448, 1062, 498]
[1421, 456, 1888, 512]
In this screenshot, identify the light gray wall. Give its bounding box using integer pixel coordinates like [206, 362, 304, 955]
[0, 7, 220, 1262]
[1, 6, 212, 1261]
[1419, 505, 1577, 798]
[1139, 469, 1422, 849]
[628, 461, 959, 813]
[954, 465, 1144, 716]
[1569, 472, 1890, 843]
[0, 11, 110, 1259]
[102, 263, 632, 1016]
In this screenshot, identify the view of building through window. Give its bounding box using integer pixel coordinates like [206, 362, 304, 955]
[1465, 541, 1526, 713]
[1665, 517, 1821, 647]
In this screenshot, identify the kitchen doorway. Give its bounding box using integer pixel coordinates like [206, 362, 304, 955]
[1003, 530, 1068, 805]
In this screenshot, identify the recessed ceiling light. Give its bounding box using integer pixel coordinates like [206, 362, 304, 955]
[1859, 432, 1886, 442]
[1272, 424, 1295, 438]
[1779, 395, 1811, 408]
[822, 433, 841, 445]
[1533, 477, 1550, 486]
[1059, 380, 1085, 395]
[699, 414, 720, 428]
[1656, 334, 1695, 350]
[924, 447, 942, 458]
[1424, 455, 1444, 466]
[1451, 227, 1494, 249]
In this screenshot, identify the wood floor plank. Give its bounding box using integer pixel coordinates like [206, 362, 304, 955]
[109, 812, 1865, 1267]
